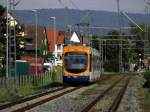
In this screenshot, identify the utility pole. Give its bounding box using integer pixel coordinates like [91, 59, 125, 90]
[102, 39, 103, 74]
[67, 25, 72, 38]
[104, 40, 106, 62]
[12, 0, 17, 77]
[145, 4, 149, 64]
[50, 17, 56, 66]
[31, 10, 38, 76]
[35, 10, 38, 76]
[6, 0, 17, 77]
[35, 11, 38, 76]
[117, 0, 123, 73]
[98, 39, 103, 74]
[76, 23, 90, 45]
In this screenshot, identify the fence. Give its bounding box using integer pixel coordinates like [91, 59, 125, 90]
[0, 67, 63, 101]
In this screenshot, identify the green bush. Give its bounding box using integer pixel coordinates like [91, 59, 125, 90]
[143, 70, 150, 89]
[104, 60, 119, 72]
[144, 70, 150, 81]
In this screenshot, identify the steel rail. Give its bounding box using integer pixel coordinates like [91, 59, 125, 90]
[0, 85, 68, 110]
[81, 76, 125, 112]
[12, 87, 82, 112]
[108, 77, 130, 112]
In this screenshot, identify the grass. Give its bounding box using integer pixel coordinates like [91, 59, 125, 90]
[0, 66, 63, 102]
[138, 74, 150, 112]
[0, 88, 14, 102]
[18, 84, 38, 97]
[139, 82, 150, 112]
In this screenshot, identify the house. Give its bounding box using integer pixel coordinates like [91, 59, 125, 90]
[23, 25, 48, 56]
[46, 29, 65, 66]
[20, 25, 48, 75]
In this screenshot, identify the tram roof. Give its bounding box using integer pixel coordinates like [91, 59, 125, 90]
[64, 43, 100, 55]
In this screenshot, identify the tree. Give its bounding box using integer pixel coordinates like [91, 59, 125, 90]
[0, 5, 5, 17]
[103, 30, 120, 72]
[39, 37, 49, 61]
[91, 35, 100, 50]
[129, 23, 146, 67]
[0, 5, 6, 75]
[0, 5, 24, 76]
[15, 24, 24, 57]
[103, 30, 130, 72]
[130, 23, 145, 53]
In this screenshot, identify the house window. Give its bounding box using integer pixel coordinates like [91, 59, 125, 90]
[57, 53, 61, 60]
[57, 44, 61, 51]
[26, 38, 33, 46]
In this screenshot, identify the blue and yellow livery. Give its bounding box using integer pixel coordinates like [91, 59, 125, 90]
[63, 45, 101, 82]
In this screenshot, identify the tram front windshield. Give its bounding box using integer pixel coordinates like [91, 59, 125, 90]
[64, 52, 88, 73]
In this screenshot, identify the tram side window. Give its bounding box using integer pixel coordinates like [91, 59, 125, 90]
[95, 56, 97, 70]
[97, 57, 98, 70]
[97, 56, 99, 70]
[90, 54, 92, 72]
[93, 55, 96, 71]
[95, 56, 97, 71]
[93, 55, 95, 71]
[94, 56, 96, 71]
[98, 56, 100, 70]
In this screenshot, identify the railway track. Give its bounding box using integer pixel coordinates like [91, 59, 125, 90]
[0, 75, 130, 112]
[0, 85, 83, 112]
[0, 85, 67, 110]
[81, 76, 130, 112]
[108, 77, 130, 112]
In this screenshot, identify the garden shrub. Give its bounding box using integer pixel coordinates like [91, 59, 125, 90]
[143, 70, 150, 88]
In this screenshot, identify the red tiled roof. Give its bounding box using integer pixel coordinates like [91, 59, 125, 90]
[46, 29, 64, 52]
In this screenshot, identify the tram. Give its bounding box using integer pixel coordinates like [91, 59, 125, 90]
[63, 45, 101, 82]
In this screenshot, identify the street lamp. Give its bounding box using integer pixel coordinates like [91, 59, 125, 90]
[32, 10, 38, 76]
[6, 0, 9, 78]
[50, 17, 56, 66]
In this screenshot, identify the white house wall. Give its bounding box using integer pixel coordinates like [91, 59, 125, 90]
[53, 44, 63, 66]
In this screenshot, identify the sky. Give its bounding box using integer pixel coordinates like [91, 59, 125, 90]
[0, 0, 147, 13]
